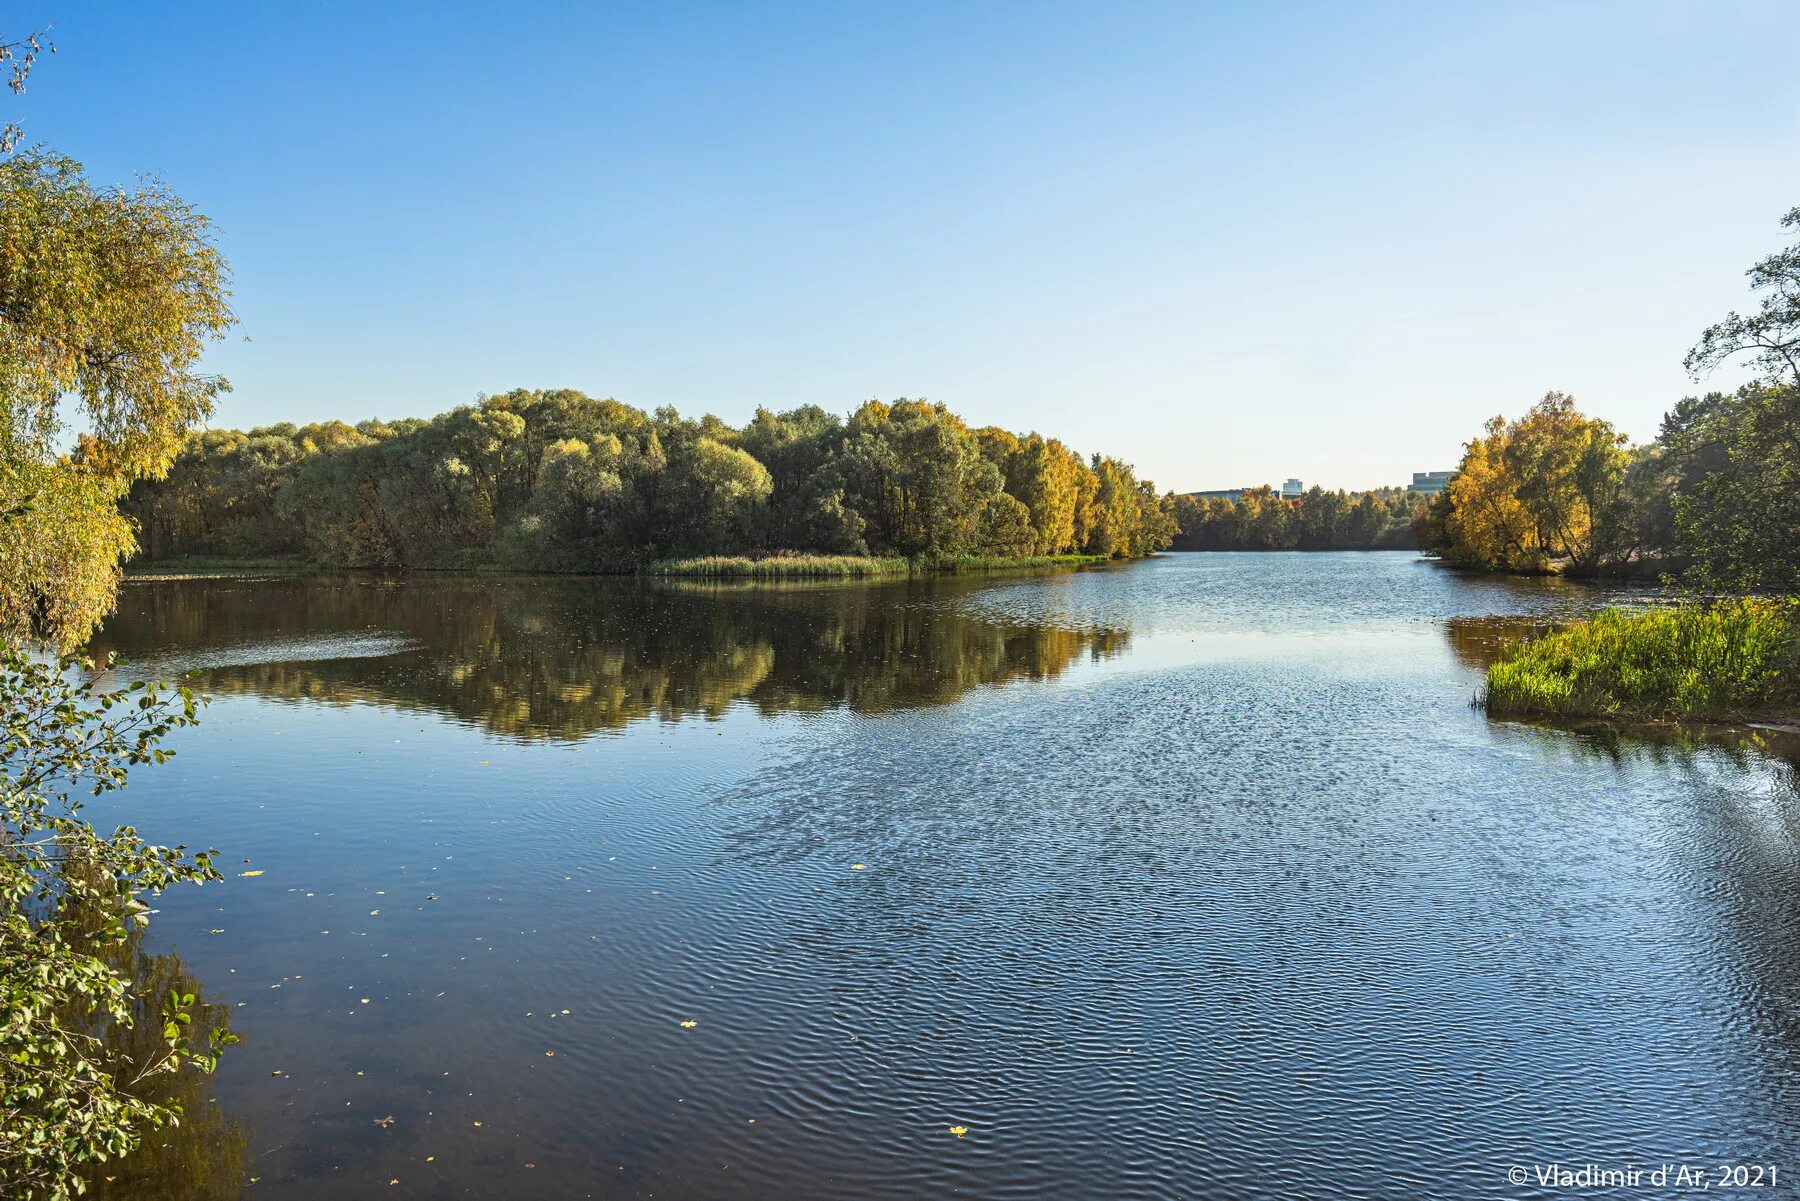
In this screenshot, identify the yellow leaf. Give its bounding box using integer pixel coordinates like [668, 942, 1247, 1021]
[949, 1125, 969, 1138]
[679, 1019, 698, 1028]
[851, 864, 867, 870]
[240, 870, 264, 877]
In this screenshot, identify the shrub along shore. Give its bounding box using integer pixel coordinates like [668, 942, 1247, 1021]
[1482, 599, 1799, 725]
[647, 552, 1113, 577]
[123, 550, 1119, 579]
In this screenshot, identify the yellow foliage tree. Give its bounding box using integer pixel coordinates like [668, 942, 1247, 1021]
[1, 151, 234, 645]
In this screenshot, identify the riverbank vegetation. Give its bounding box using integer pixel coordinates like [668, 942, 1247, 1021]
[1169, 486, 1419, 550]
[1, 30, 241, 1200]
[123, 397, 1178, 572]
[1484, 599, 1799, 722]
[648, 552, 1113, 577]
[1467, 207, 1800, 726]
[1420, 207, 1799, 593]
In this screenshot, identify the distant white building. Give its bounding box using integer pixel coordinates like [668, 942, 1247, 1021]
[1186, 480, 1308, 502]
[1407, 470, 1454, 496]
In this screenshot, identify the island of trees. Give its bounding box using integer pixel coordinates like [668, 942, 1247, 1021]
[123, 395, 1180, 573]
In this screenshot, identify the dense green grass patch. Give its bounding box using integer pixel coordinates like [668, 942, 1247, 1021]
[1483, 598, 1799, 721]
[648, 554, 913, 578]
[648, 552, 1116, 578]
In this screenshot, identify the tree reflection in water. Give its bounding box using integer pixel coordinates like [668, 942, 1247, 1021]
[48, 866, 249, 1201]
[91, 574, 1129, 741]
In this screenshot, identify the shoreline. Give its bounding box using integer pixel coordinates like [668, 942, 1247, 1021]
[123, 552, 1124, 581]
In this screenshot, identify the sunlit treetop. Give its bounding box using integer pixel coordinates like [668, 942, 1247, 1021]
[1685, 207, 1800, 389]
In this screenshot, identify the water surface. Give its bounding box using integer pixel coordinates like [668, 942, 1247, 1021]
[85, 554, 1800, 1199]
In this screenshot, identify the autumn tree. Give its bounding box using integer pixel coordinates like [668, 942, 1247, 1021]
[1, 152, 234, 644]
[1501, 393, 1628, 571]
[1443, 417, 1539, 569]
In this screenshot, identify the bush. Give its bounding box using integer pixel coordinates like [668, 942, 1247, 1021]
[1483, 599, 1799, 721]
[1, 652, 235, 1200]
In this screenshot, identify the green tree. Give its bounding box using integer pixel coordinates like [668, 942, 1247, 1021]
[1670, 206, 1800, 593]
[1661, 383, 1800, 592]
[839, 400, 1003, 556]
[1685, 207, 1800, 390]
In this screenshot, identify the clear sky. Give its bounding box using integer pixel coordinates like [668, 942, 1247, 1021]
[13, 1, 1799, 492]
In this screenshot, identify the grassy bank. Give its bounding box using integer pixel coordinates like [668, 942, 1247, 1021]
[647, 554, 912, 578]
[1483, 598, 1799, 722]
[125, 554, 323, 576]
[129, 550, 1123, 580]
[646, 552, 1114, 578]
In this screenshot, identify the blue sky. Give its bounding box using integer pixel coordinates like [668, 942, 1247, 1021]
[14, 1, 1799, 491]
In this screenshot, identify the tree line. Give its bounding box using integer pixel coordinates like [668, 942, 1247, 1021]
[124, 394, 1180, 570]
[1169, 486, 1420, 551]
[1416, 207, 1799, 593]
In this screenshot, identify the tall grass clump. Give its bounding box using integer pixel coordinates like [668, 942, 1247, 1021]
[1483, 598, 1799, 721]
[649, 554, 913, 578]
[650, 552, 1118, 578]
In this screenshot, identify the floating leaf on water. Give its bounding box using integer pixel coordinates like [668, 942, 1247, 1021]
[851, 864, 867, 870]
[240, 870, 264, 877]
[679, 1019, 698, 1028]
[949, 1125, 969, 1138]
[374, 1115, 395, 1128]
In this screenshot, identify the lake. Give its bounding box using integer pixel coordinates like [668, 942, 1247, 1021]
[83, 552, 1800, 1200]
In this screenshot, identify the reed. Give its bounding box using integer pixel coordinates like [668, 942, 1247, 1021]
[649, 552, 1117, 578]
[648, 554, 913, 578]
[1483, 598, 1798, 721]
